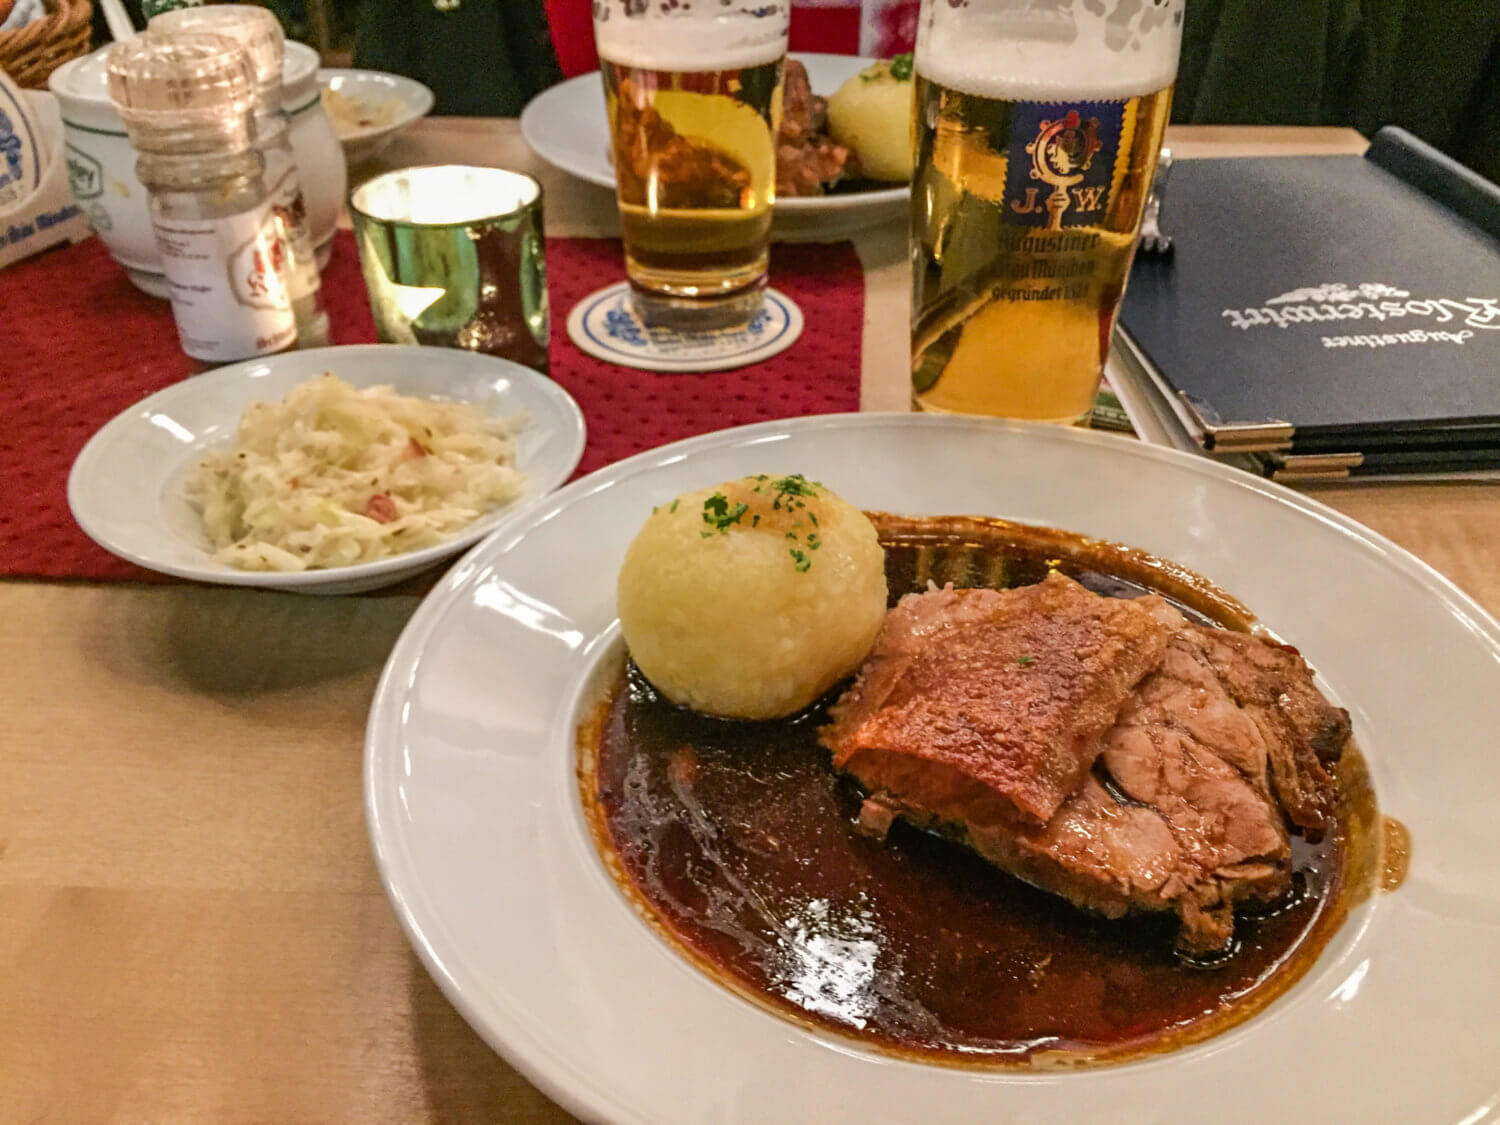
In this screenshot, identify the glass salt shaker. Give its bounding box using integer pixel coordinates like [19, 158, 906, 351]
[107, 33, 298, 363]
[149, 4, 330, 348]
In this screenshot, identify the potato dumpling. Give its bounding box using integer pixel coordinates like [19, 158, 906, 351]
[827, 55, 915, 183]
[617, 474, 888, 720]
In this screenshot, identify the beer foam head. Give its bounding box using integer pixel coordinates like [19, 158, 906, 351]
[594, 6, 788, 73]
[916, 0, 1182, 102]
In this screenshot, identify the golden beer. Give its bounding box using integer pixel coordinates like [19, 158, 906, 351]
[600, 58, 783, 308]
[912, 76, 1172, 421]
[907, 0, 1183, 423]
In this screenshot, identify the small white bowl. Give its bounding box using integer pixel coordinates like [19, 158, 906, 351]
[68, 345, 586, 595]
[318, 68, 435, 167]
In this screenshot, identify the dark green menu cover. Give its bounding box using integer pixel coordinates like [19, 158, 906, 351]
[1118, 128, 1500, 475]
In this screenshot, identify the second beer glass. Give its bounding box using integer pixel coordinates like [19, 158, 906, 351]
[910, 0, 1183, 422]
[593, 0, 789, 330]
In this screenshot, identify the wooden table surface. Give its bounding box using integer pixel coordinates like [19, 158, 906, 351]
[4, 121, 1496, 1124]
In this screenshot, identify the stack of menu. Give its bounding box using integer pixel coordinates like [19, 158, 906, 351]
[1114, 127, 1500, 481]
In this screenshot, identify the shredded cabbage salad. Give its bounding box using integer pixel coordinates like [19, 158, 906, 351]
[186, 372, 526, 571]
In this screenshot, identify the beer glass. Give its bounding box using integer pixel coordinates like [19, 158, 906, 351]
[910, 0, 1183, 422]
[593, 0, 789, 330]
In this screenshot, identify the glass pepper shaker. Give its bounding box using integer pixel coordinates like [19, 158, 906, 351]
[108, 32, 299, 364]
[149, 4, 330, 348]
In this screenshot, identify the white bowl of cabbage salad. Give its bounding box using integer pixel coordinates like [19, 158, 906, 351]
[69, 346, 586, 594]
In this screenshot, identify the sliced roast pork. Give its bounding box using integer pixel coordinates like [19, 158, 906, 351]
[1186, 625, 1348, 834]
[822, 573, 1172, 825]
[820, 574, 1350, 953]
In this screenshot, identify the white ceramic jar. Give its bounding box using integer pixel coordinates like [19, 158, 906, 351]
[49, 41, 345, 298]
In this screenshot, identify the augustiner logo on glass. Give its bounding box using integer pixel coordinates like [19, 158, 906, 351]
[1004, 103, 1124, 229]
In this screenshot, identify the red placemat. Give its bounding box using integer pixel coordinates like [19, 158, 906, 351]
[0, 231, 864, 583]
[547, 238, 863, 474]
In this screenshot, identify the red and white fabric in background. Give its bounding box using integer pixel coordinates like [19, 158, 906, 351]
[547, 0, 918, 78]
[789, 0, 918, 57]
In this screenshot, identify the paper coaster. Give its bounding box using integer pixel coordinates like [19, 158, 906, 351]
[566, 282, 803, 372]
[0, 69, 44, 210]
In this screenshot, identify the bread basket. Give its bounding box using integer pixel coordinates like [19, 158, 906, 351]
[0, 0, 93, 89]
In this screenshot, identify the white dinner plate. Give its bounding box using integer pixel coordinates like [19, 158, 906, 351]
[365, 414, 1500, 1123]
[69, 345, 585, 595]
[520, 54, 909, 241]
[318, 68, 436, 166]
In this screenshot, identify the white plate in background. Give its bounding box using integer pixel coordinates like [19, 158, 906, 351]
[520, 54, 909, 241]
[69, 345, 585, 594]
[365, 413, 1500, 1124]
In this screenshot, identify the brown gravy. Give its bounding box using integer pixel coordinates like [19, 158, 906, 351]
[1381, 817, 1411, 892]
[578, 516, 1381, 1066]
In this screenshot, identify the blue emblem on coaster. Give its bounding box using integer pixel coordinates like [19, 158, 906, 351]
[567, 282, 803, 372]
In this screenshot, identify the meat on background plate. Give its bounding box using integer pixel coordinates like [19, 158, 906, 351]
[776, 59, 854, 196]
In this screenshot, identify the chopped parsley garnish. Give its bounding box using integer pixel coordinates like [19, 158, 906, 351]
[669, 499, 679, 513]
[775, 474, 819, 497]
[889, 52, 913, 81]
[751, 473, 823, 512]
[701, 493, 749, 533]
[739, 474, 831, 571]
[1018, 655, 1036, 666]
